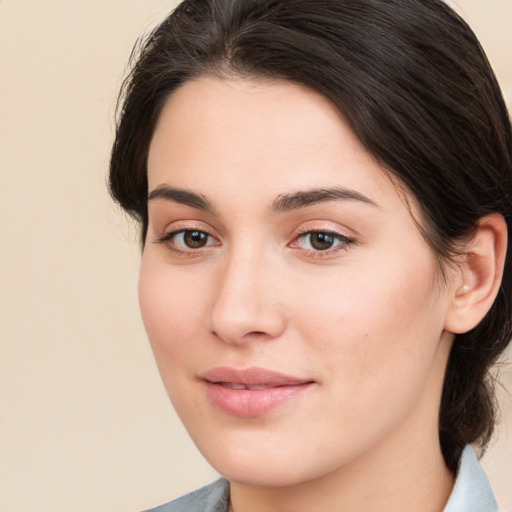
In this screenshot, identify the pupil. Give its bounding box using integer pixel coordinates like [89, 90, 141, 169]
[184, 230, 207, 248]
[311, 232, 334, 251]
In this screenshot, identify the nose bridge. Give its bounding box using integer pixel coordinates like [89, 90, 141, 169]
[209, 238, 285, 344]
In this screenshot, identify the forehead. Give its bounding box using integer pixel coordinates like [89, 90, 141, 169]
[148, 77, 395, 203]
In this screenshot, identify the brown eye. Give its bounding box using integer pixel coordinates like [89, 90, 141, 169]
[309, 232, 335, 250]
[182, 230, 209, 248]
[158, 229, 218, 251]
[295, 231, 353, 253]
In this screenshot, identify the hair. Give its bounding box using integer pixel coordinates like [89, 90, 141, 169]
[109, 0, 512, 472]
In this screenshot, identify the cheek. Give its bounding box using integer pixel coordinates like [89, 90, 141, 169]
[138, 255, 208, 377]
[295, 253, 445, 398]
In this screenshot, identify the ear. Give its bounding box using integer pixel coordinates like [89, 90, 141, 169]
[445, 213, 508, 334]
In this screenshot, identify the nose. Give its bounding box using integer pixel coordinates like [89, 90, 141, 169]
[209, 249, 287, 345]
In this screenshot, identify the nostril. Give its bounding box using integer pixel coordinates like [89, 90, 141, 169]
[241, 330, 275, 343]
[211, 328, 273, 345]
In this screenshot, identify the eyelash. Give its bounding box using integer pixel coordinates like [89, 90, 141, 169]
[155, 227, 355, 259]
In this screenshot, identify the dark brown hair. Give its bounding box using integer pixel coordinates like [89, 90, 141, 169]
[110, 0, 512, 472]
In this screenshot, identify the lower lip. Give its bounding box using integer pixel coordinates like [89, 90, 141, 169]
[204, 382, 313, 418]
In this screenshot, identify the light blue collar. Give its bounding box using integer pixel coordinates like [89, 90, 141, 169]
[443, 445, 498, 512]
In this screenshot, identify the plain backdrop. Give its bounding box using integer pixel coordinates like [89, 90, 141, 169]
[1, 1, 511, 511]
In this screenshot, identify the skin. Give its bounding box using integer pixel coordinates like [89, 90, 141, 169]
[140, 77, 463, 511]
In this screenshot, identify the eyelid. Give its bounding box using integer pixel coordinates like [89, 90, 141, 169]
[292, 222, 356, 241]
[156, 220, 217, 239]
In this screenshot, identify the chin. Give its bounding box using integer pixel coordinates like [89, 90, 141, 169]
[188, 426, 353, 489]
[212, 456, 312, 488]
[186, 428, 303, 486]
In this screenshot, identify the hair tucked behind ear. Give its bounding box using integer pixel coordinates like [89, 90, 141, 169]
[110, 0, 512, 472]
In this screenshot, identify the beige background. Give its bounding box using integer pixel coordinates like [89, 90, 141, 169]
[1, 1, 511, 511]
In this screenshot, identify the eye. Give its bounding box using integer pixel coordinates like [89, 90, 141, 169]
[158, 229, 218, 251]
[177, 230, 212, 249]
[295, 231, 353, 252]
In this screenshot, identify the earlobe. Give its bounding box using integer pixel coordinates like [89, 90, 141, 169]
[445, 213, 508, 334]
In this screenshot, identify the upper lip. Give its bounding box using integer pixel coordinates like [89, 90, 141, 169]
[200, 366, 313, 388]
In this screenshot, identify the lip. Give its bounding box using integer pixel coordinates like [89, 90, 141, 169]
[200, 367, 315, 418]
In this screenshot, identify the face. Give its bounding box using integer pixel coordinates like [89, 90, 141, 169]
[140, 77, 456, 487]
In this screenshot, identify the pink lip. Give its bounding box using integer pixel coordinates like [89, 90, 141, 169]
[200, 367, 315, 418]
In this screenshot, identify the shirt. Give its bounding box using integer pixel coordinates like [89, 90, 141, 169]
[145, 445, 498, 512]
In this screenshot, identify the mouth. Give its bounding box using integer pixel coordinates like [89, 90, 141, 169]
[218, 383, 280, 390]
[200, 367, 315, 418]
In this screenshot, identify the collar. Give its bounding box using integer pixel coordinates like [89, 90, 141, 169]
[443, 445, 498, 512]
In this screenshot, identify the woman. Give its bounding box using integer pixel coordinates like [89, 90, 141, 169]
[109, 0, 512, 510]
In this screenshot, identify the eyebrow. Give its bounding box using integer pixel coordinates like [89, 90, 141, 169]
[270, 187, 378, 213]
[148, 185, 216, 213]
[147, 185, 378, 215]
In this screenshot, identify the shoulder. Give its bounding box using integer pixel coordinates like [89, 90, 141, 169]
[143, 479, 230, 512]
[444, 445, 498, 512]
